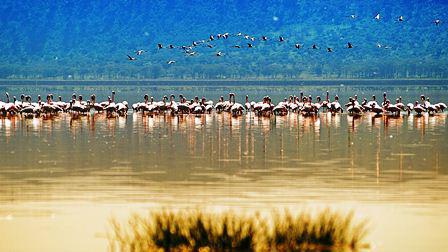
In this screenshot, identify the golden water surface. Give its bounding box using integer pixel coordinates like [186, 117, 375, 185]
[0, 83, 447, 252]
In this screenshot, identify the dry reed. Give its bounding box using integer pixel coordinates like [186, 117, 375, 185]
[108, 208, 368, 252]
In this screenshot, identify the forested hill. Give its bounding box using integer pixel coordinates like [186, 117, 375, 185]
[0, 0, 447, 80]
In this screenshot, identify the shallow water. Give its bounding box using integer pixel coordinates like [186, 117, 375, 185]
[0, 82, 447, 251]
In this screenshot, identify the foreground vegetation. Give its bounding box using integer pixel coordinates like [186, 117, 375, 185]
[109, 209, 368, 252]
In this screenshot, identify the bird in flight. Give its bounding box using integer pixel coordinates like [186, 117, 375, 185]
[312, 44, 318, 49]
[327, 47, 333, 53]
[127, 55, 137, 61]
[157, 43, 163, 49]
[295, 43, 301, 49]
[216, 51, 223, 57]
[279, 36, 285, 42]
[247, 43, 253, 48]
[167, 60, 176, 64]
[136, 50, 145, 55]
[398, 16, 404, 22]
[347, 42, 353, 49]
[434, 19, 441, 26]
[374, 13, 380, 20]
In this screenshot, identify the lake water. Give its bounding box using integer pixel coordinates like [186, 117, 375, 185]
[0, 81, 447, 251]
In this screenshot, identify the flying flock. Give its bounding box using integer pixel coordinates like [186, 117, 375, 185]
[125, 14, 443, 64]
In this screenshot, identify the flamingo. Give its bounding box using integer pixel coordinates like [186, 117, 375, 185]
[435, 102, 447, 112]
[301, 96, 315, 115]
[244, 95, 252, 112]
[406, 102, 414, 115]
[259, 97, 273, 117]
[230, 93, 244, 116]
[116, 101, 128, 116]
[370, 102, 383, 115]
[346, 97, 363, 115]
[366, 95, 379, 109]
[384, 100, 401, 116]
[413, 101, 426, 115]
[322, 91, 330, 111]
[198, 97, 213, 114]
[289, 96, 299, 112]
[313, 96, 322, 113]
[330, 95, 343, 113]
[395, 97, 406, 111]
[3, 93, 18, 115]
[223, 93, 233, 112]
[105, 91, 117, 116]
[215, 96, 225, 112]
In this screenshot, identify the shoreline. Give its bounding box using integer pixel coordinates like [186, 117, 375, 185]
[1, 78, 448, 86]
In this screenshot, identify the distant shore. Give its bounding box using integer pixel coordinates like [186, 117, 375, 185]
[1, 78, 448, 86]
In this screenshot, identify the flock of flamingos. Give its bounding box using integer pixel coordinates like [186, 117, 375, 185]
[0, 91, 446, 118]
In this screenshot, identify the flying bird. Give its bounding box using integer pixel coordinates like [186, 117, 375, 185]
[327, 47, 333, 52]
[157, 43, 163, 49]
[312, 44, 318, 49]
[434, 19, 441, 26]
[295, 43, 301, 49]
[247, 43, 253, 48]
[136, 50, 145, 55]
[216, 51, 223, 57]
[347, 42, 353, 48]
[261, 36, 268, 41]
[279, 36, 285, 42]
[398, 15, 404, 22]
[167, 60, 176, 64]
[374, 13, 380, 20]
[168, 44, 175, 49]
[127, 55, 136, 61]
[233, 45, 241, 48]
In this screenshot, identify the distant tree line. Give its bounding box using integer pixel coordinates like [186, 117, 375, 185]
[0, 0, 447, 80]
